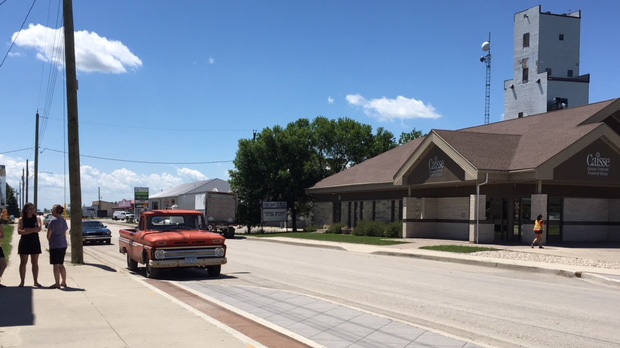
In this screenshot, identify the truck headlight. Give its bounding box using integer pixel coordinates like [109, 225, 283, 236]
[154, 249, 166, 260]
[214, 247, 225, 257]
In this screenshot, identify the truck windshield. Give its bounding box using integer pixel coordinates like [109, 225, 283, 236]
[148, 214, 207, 231]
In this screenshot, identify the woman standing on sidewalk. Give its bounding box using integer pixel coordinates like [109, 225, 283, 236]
[17, 203, 43, 287]
[47, 204, 68, 289]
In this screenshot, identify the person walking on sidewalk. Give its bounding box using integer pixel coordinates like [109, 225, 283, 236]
[17, 203, 43, 287]
[0, 222, 7, 287]
[531, 214, 544, 249]
[47, 204, 68, 289]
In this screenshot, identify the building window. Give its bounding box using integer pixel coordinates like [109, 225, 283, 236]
[359, 201, 364, 221]
[559, 34, 564, 41]
[546, 68, 552, 76]
[523, 32, 530, 48]
[372, 201, 376, 221]
[518, 112, 524, 118]
[522, 67, 529, 83]
[567, 69, 573, 77]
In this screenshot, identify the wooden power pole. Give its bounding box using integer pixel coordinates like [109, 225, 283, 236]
[34, 112, 39, 210]
[64, 0, 83, 263]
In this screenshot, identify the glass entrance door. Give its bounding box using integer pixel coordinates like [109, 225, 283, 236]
[490, 197, 529, 243]
[547, 197, 563, 243]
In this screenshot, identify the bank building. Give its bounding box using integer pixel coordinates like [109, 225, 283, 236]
[307, 6, 620, 244]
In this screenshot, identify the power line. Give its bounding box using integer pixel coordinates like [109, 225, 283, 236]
[0, 147, 34, 155]
[44, 148, 232, 165]
[0, 0, 38, 70]
[1, 147, 233, 165]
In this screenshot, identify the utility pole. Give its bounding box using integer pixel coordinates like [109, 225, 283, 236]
[34, 112, 39, 210]
[64, 0, 84, 263]
[25, 160, 29, 203]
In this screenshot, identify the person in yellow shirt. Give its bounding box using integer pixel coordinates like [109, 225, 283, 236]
[531, 215, 544, 249]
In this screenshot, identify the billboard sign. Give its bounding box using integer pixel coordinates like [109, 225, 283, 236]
[134, 187, 149, 203]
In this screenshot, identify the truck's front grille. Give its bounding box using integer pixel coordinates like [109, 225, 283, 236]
[157, 248, 218, 259]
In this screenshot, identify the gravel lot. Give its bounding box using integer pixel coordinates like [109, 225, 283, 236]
[473, 250, 620, 270]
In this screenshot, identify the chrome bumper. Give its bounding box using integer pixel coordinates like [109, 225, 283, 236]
[148, 257, 227, 269]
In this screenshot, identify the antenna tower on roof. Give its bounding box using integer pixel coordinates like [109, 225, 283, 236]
[480, 33, 491, 124]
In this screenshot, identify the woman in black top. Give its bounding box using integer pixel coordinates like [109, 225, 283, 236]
[18, 203, 42, 287]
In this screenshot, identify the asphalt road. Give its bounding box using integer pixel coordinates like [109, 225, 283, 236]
[89, 223, 620, 348]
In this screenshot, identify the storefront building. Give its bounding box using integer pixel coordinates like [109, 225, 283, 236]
[307, 99, 620, 244]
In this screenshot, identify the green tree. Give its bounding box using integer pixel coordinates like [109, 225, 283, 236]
[311, 117, 397, 176]
[6, 184, 20, 217]
[230, 117, 399, 231]
[229, 138, 267, 233]
[398, 128, 424, 144]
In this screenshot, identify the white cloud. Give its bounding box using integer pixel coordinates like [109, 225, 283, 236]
[327, 96, 334, 104]
[346, 94, 441, 121]
[177, 167, 208, 181]
[0, 154, 208, 210]
[12, 24, 142, 74]
[208, 57, 215, 64]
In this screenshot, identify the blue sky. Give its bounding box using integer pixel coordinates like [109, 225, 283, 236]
[1, 0, 619, 211]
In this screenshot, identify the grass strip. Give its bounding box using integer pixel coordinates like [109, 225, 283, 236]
[1, 224, 14, 263]
[252, 232, 407, 246]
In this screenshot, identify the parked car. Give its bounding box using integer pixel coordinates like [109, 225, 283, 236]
[112, 211, 133, 221]
[82, 220, 112, 245]
[44, 214, 55, 228]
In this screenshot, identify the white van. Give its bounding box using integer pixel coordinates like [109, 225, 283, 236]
[113, 211, 131, 220]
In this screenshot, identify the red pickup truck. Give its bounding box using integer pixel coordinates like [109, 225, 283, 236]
[118, 209, 227, 278]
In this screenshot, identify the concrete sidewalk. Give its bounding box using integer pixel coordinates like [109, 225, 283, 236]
[0, 226, 254, 348]
[1, 225, 619, 348]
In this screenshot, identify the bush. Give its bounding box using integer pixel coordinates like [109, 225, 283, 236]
[352, 220, 384, 237]
[384, 221, 402, 238]
[326, 223, 345, 234]
[304, 225, 318, 232]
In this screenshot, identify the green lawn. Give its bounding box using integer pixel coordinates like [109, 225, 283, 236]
[1, 224, 14, 262]
[251, 232, 408, 246]
[420, 245, 498, 253]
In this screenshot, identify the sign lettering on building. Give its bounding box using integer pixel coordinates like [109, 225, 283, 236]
[586, 152, 610, 176]
[553, 139, 618, 182]
[428, 156, 445, 178]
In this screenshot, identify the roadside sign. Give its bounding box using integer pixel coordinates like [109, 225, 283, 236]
[134, 187, 149, 203]
[262, 201, 287, 222]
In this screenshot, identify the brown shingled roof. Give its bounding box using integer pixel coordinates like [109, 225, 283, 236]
[308, 99, 619, 192]
[309, 138, 424, 190]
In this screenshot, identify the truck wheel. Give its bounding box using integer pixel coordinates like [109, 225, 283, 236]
[224, 227, 235, 239]
[145, 255, 159, 279]
[127, 254, 138, 272]
[105, 239, 111, 245]
[207, 265, 221, 277]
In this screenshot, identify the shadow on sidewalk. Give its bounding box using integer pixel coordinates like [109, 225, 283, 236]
[80, 262, 117, 272]
[0, 287, 35, 327]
